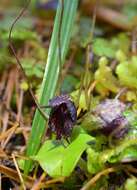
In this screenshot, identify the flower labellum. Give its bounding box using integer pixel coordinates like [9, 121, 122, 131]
[94, 99, 128, 138]
[47, 95, 77, 139]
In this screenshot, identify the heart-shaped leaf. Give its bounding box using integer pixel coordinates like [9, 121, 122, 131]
[34, 134, 94, 177]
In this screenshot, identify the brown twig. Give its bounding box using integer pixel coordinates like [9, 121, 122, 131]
[0, 71, 7, 101]
[16, 88, 24, 123]
[1, 68, 16, 148]
[2, 122, 19, 149]
[0, 148, 7, 158]
[12, 153, 26, 190]
[0, 164, 34, 188]
[31, 172, 46, 190]
[15, 65, 24, 123]
[43, 177, 65, 186]
[0, 122, 18, 141]
[8, 0, 49, 120]
[125, 165, 137, 174]
[0, 173, 1, 190]
[131, 27, 137, 54]
[80, 167, 116, 190]
[81, 1, 133, 30]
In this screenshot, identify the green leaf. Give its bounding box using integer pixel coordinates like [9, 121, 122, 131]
[119, 145, 137, 162]
[62, 134, 94, 176]
[2, 28, 38, 41]
[34, 140, 65, 177]
[71, 90, 88, 110]
[61, 75, 79, 93]
[34, 134, 94, 177]
[95, 57, 119, 95]
[111, 33, 130, 54]
[93, 38, 116, 58]
[93, 33, 130, 59]
[100, 138, 137, 164]
[124, 110, 137, 129]
[21, 58, 44, 78]
[125, 178, 137, 190]
[123, 3, 137, 21]
[87, 148, 104, 174]
[116, 55, 137, 89]
[0, 10, 33, 31]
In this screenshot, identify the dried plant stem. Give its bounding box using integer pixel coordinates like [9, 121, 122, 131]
[0, 122, 18, 141]
[8, 0, 49, 121]
[81, 167, 116, 190]
[31, 173, 46, 190]
[12, 153, 26, 190]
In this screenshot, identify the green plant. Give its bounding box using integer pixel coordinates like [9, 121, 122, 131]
[24, 0, 78, 174]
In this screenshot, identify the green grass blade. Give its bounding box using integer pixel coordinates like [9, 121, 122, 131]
[24, 0, 78, 174]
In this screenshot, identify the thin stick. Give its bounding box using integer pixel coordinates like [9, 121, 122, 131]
[45, 177, 65, 185]
[115, 87, 127, 99]
[12, 153, 26, 190]
[88, 80, 97, 97]
[2, 124, 18, 149]
[8, 0, 49, 120]
[86, 0, 97, 111]
[125, 165, 137, 174]
[78, 0, 97, 111]
[0, 164, 35, 188]
[80, 167, 116, 190]
[0, 122, 18, 141]
[31, 172, 46, 190]
[0, 173, 1, 190]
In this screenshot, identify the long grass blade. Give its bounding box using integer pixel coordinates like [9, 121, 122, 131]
[24, 0, 78, 174]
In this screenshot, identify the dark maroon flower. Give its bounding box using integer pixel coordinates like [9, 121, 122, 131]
[47, 95, 77, 140]
[103, 116, 129, 138]
[94, 99, 128, 138]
